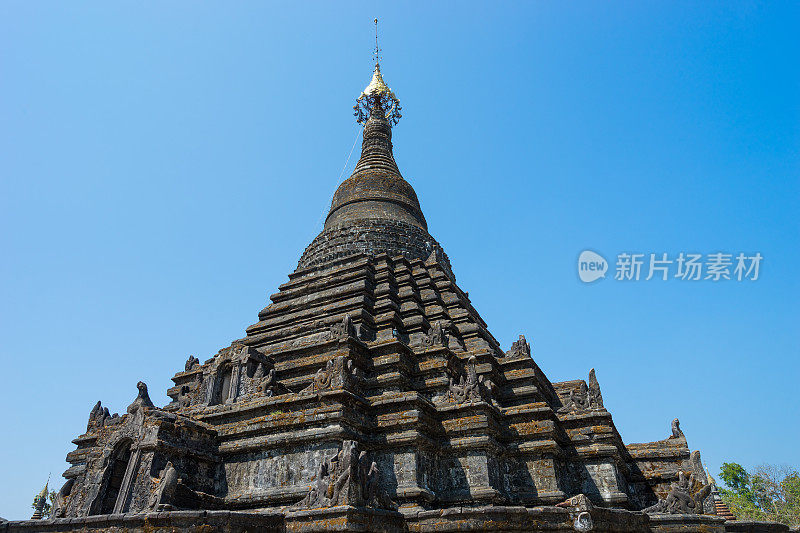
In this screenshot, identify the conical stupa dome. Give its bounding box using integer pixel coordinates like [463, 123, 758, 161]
[297, 63, 449, 272]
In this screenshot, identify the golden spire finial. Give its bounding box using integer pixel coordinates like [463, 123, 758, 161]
[40, 473, 50, 498]
[354, 18, 402, 126]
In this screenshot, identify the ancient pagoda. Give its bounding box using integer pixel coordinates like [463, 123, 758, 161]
[3, 39, 789, 533]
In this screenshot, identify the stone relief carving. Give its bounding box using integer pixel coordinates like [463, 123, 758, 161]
[421, 321, 448, 349]
[448, 355, 487, 404]
[506, 335, 531, 358]
[357, 451, 381, 508]
[587, 368, 603, 409]
[252, 358, 288, 397]
[329, 314, 357, 342]
[127, 381, 155, 414]
[556, 494, 594, 532]
[559, 369, 604, 413]
[302, 355, 361, 395]
[184, 355, 200, 372]
[87, 401, 121, 431]
[252, 361, 275, 394]
[87, 401, 109, 431]
[295, 440, 395, 510]
[559, 381, 589, 413]
[148, 461, 179, 512]
[67, 392, 222, 518]
[231, 343, 253, 365]
[643, 471, 712, 515]
[188, 344, 289, 406]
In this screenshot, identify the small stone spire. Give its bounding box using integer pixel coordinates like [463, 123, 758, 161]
[31, 480, 49, 520]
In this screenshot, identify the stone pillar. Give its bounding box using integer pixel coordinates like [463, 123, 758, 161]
[386, 447, 434, 508]
[582, 460, 628, 506]
[531, 455, 566, 503]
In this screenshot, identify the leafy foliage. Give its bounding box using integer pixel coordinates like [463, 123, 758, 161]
[719, 463, 800, 526]
[29, 490, 57, 519]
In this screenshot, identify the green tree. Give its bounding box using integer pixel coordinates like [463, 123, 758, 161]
[719, 463, 800, 527]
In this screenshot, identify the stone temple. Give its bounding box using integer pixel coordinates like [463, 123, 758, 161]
[3, 57, 790, 533]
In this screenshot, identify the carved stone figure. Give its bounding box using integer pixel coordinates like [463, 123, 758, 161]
[331, 440, 358, 505]
[148, 462, 179, 511]
[559, 381, 589, 413]
[670, 418, 684, 439]
[87, 402, 120, 430]
[127, 381, 155, 414]
[231, 343, 253, 364]
[506, 335, 531, 357]
[643, 471, 712, 515]
[253, 361, 278, 396]
[556, 494, 594, 532]
[559, 370, 604, 414]
[421, 321, 448, 349]
[448, 356, 486, 404]
[572, 382, 590, 410]
[297, 441, 356, 508]
[329, 314, 357, 341]
[306, 455, 331, 508]
[296, 440, 394, 510]
[87, 401, 108, 431]
[311, 360, 335, 393]
[185, 355, 200, 372]
[587, 368, 604, 409]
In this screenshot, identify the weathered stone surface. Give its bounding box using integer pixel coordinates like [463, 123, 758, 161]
[0, 511, 283, 532]
[285, 505, 406, 533]
[723, 522, 791, 533]
[647, 513, 726, 533]
[10, 62, 788, 533]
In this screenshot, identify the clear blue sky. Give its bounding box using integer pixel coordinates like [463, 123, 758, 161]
[1, 1, 798, 520]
